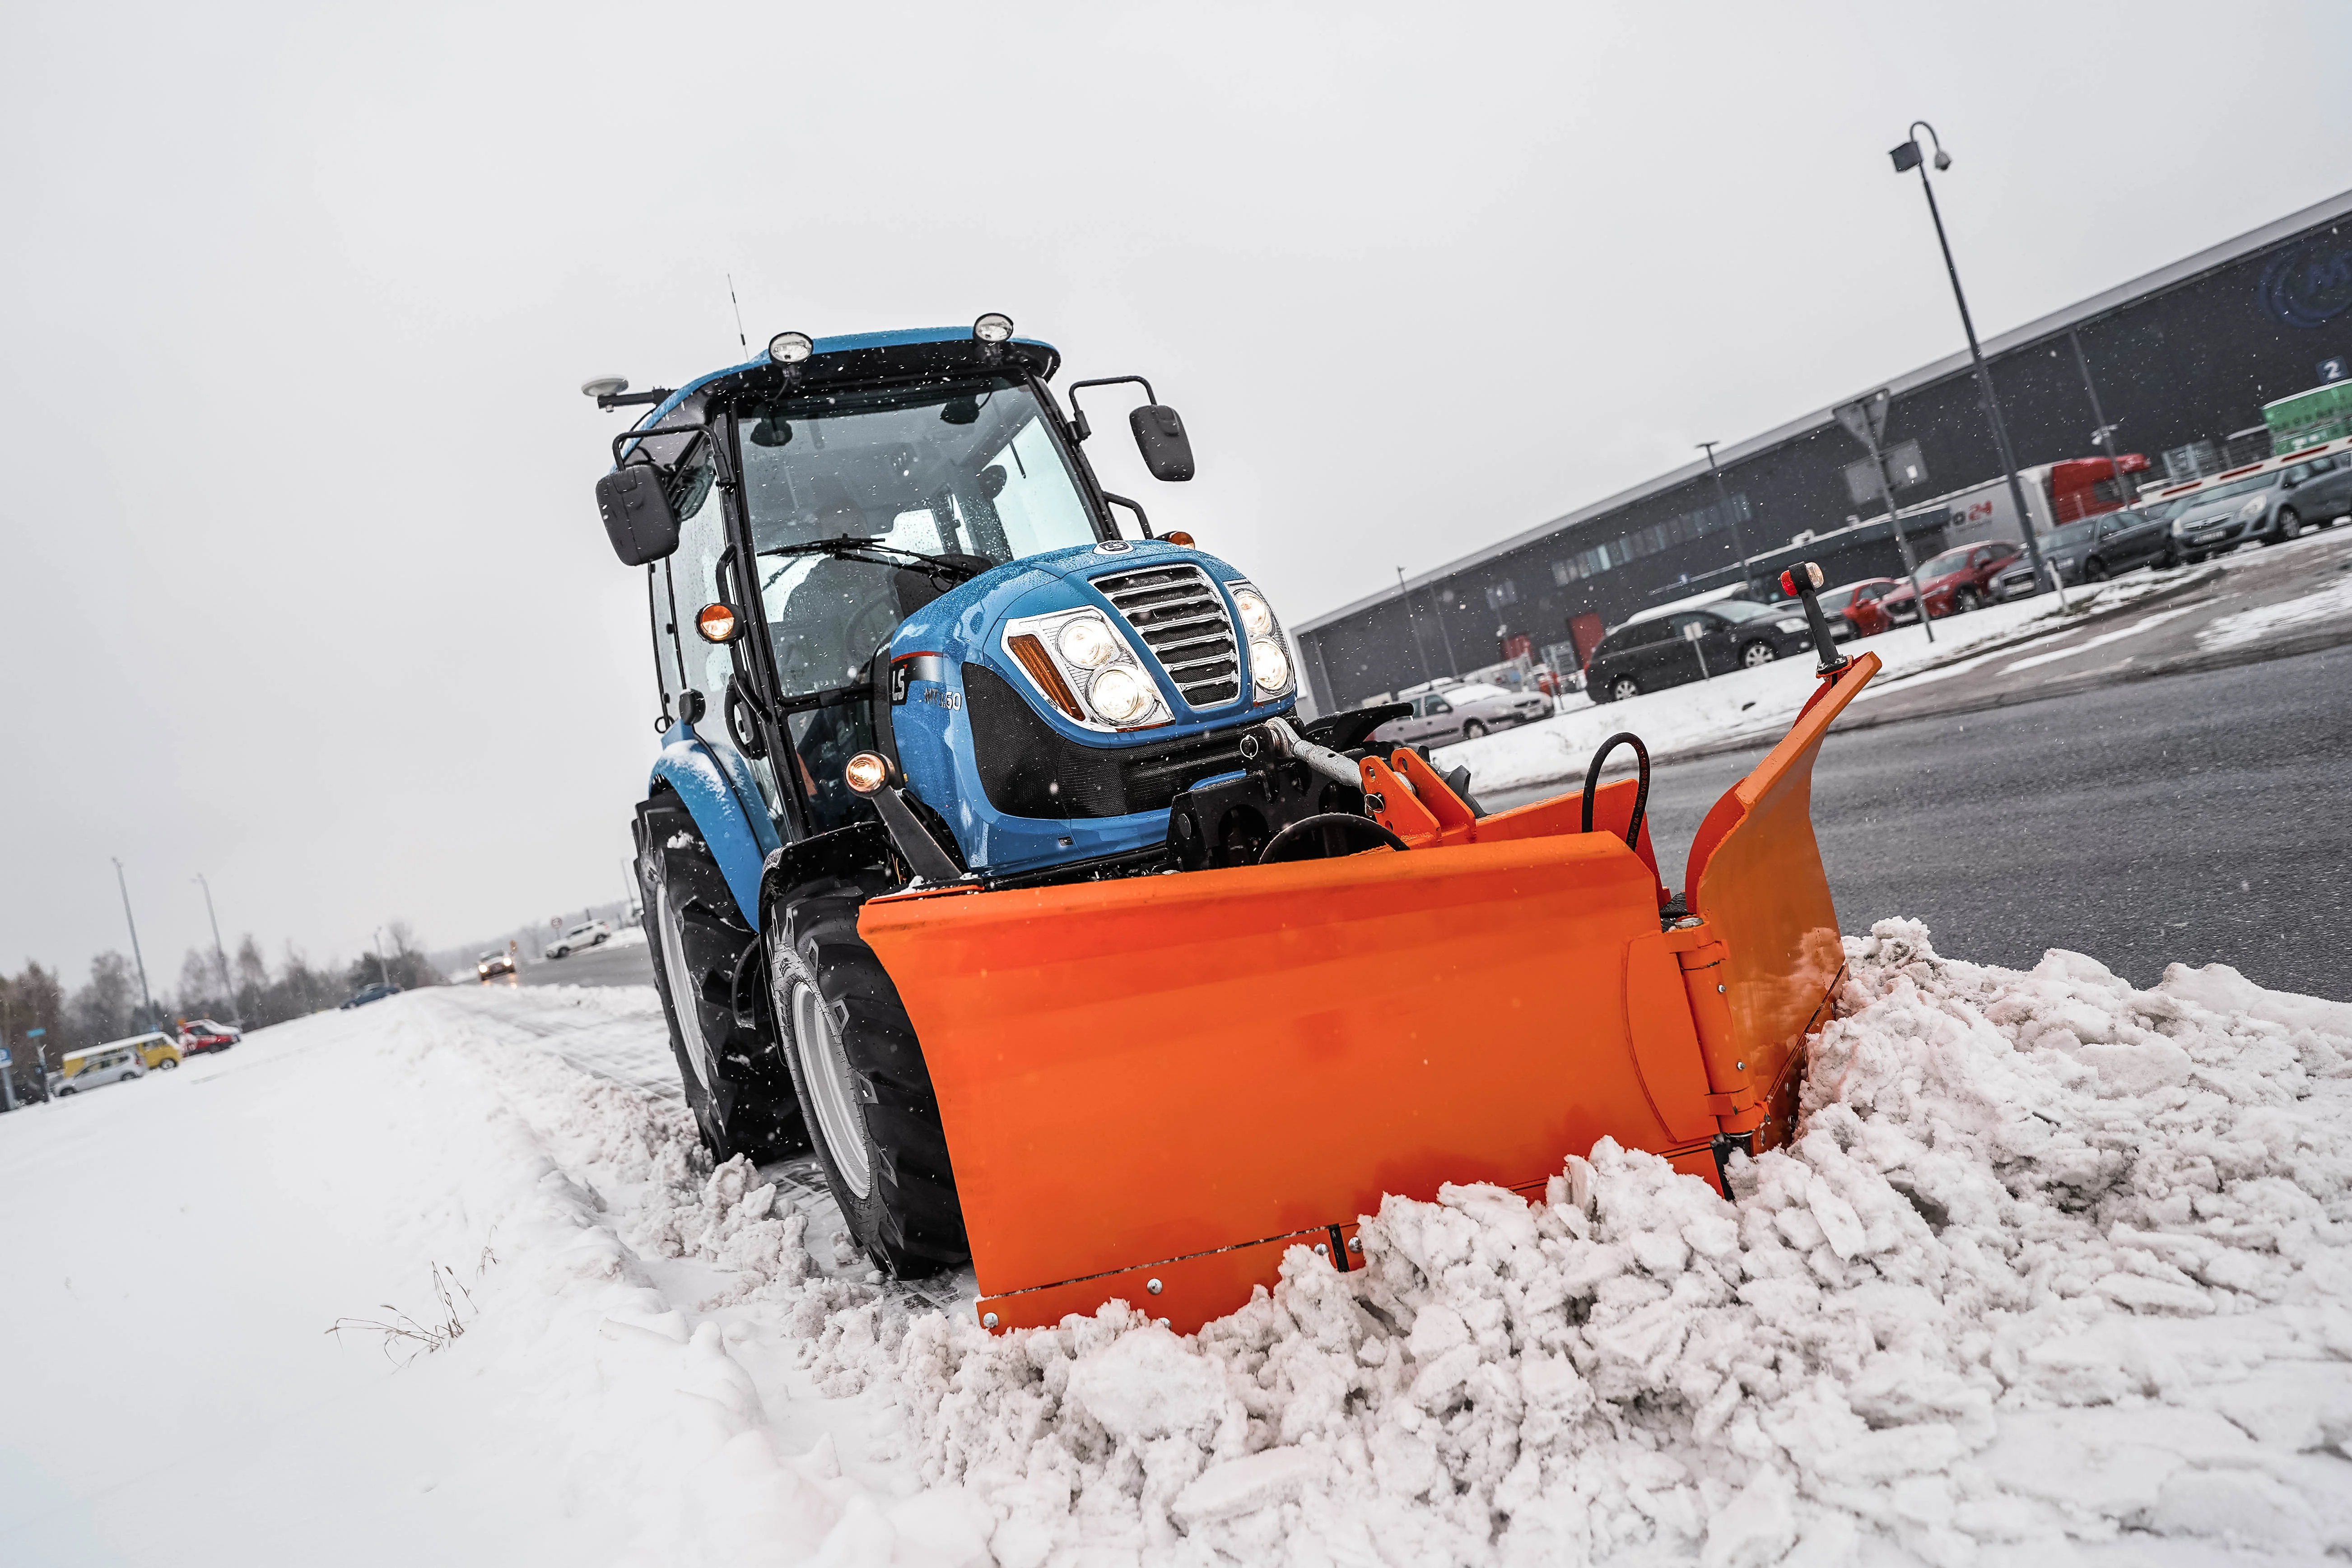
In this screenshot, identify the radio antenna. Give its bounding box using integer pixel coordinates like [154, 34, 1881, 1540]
[727, 274, 749, 356]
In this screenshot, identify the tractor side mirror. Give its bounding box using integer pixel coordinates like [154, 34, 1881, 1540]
[596, 465, 680, 565]
[1130, 404, 1195, 482]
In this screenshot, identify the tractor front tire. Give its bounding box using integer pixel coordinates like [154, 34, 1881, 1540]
[769, 875, 969, 1277]
[638, 793, 807, 1165]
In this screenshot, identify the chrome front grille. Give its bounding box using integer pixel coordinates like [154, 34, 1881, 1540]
[1091, 563, 1242, 709]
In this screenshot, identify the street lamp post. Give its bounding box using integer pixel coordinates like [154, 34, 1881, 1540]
[2068, 327, 2137, 506]
[1696, 442, 1758, 595]
[110, 857, 159, 1035]
[193, 873, 239, 1028]
[1891, 122, 2063, 608]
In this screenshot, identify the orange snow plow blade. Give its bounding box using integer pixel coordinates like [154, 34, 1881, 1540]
[860, 652, 1878, 1333]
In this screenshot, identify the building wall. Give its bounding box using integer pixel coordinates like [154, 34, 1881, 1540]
[1299, 209, 2352, 712]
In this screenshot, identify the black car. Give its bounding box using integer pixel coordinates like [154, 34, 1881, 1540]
[1992, 505, 2177, 599]
[1584, 599, 1816, 703]
[340, 981, 404, 1010]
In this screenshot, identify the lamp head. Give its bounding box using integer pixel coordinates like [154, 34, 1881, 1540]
[1933, 148, 1952, 171]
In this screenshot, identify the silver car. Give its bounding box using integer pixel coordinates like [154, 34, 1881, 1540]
[1371, 681, 1553, 747]
[2167, 454, 2352, 561]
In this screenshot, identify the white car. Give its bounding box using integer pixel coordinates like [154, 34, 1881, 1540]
[1371, 682, 1553, 747]
[545, 921, 615, 959]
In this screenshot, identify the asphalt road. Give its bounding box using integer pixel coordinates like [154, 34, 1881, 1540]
[512, 936, 656, 989]
[1498, 647, 2350, 999]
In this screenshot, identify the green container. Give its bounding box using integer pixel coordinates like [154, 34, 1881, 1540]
[2265, 381, 2352, 453]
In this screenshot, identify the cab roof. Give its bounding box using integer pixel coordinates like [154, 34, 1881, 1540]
[637, 326, 1062, 432]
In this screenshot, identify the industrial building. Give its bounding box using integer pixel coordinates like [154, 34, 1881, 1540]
[1293, 186, 2352, 712]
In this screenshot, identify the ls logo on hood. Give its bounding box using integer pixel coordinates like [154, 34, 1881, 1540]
[890, 652, 949, 704]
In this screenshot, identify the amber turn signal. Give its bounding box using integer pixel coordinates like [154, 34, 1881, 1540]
[1162, 531, 1195, 548]
[1006, 633, 1086, 722]
[843, 753, 892, 795]
[695, 603, 741, 643]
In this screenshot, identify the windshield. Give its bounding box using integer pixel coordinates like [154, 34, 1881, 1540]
[740, 375, 1101, 701]
[1919, 547, 1975, 577]
[1712, 599, 1777, 623]
[2046, 519, 2100, 550]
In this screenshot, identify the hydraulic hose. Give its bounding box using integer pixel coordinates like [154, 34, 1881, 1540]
[1242, 717, 1364, 792]
[1580, 731, 1651, 851]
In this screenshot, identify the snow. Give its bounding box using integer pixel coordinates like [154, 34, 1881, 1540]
[1439, 572, 2196, 794]
[6, 924, 2350, 1564]
[2199, 571, 2352, 650]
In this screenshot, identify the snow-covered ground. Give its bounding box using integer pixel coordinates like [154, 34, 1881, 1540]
[1436, 573, 2196, 795]
[5, 929, 2349, 1566]
[2200, 571, 2352, 651]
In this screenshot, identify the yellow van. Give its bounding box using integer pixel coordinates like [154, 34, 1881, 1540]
[130, 1031, 185, 1070]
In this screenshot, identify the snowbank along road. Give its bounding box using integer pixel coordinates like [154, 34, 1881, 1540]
[1448, 523, 2352, 799]
[4, 925, 2349, 1566]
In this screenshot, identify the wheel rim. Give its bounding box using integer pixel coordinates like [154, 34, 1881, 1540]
[656, 877, 717, 1097]
[791, 978, 872, 1198]
[1612, 678, 1637, 700]
[1744, 643, 1774, 668]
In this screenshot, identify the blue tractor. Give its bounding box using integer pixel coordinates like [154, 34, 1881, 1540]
[587, 318, 1419, 1277]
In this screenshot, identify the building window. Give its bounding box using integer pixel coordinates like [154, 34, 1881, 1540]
[1547, 492, 1749, 589]
[1484, 579, 1518, 610]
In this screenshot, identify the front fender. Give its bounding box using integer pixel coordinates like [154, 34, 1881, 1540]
[649, 723, 782, 928]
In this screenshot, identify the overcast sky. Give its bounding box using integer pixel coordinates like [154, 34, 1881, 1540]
[4, 0, 2347, 988]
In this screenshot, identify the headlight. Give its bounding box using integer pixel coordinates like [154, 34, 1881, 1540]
[1251, 637, 1291, 692]
[1234, 588, 1275, 638]
[1775, 618, 1808, 634]
[2239, 498, 2267, 520]
[1088, 665, 1151, 722]
[1056, 615, 1118, 668]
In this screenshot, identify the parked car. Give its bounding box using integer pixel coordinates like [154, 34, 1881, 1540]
[1992, 506, 2177, 599]
[544, 921, 615, 960]
[179, 1019, 242, 1055]
[127, 1031, 184, 1070]
[54, 1042, 149, 1094]
[1584, 598, 1816, 703]
[476, 948, 517, 981]
[1370, 681, 1553, 746]
[1880, 541, 2022, 622]
[2166, 454, 2352, 561]
[340, 981, 403, 1009]
[1817, 577, 1901, 639]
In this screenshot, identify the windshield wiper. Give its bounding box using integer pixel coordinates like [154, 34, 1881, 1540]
[759, 536, 987, 590]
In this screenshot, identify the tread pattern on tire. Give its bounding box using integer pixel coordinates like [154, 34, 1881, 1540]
[770, 872, 969, 1276]
[636, 791, 807, 1163]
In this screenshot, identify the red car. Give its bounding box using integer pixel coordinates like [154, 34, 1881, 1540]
[179, 1019, 242, 1055]
[1880, 540, 2022, 623]
[1818, 577, 1901, 639]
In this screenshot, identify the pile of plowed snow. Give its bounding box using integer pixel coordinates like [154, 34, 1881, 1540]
[16, 924, 2343, 1564]
[507, 921, 2352, 1564]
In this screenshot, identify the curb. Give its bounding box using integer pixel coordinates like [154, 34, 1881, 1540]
[1852, 564, 2227, 688]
